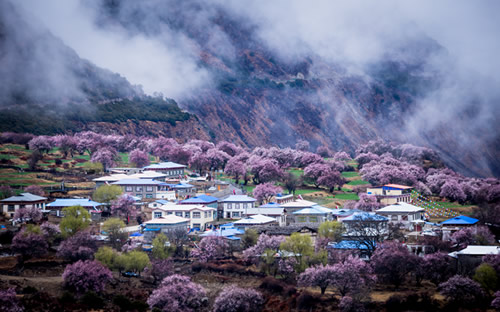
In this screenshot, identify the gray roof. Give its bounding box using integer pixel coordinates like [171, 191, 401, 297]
[253, 224, 319, 235]
[219, 195, 256, 203]
[111, 179, 163, 185]
[0, 193, 47, 202]
[47, 198, 103, 208]
[143, 162, 186, 170]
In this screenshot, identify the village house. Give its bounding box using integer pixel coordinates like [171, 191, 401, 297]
[142, 215, 190, 241]
[111, 179, 174, 200]
[218, 195, 257, 219]
[274, 193, 294, 205]
[440, 215, 479, 241]
[330, 208, 362, 222]
[147, 199, 171, 209]
[142, 162, 186, 177]
[0, 193, 48, 218]
[166, 183, 196, 199]
[292, 206, 334, 224]
[200, 222, 244, 241]
[151, 203, 215, 231]
[341, 212, 389, 238]
[367, 184, 413, 205]
[245, 202, 286, 226]
[375, 202, 425, 230]
[46, 198, 103, 218]
[449, 245, 500, 274]
[327, 241, 372, 261]
[280, 199, 320, 224]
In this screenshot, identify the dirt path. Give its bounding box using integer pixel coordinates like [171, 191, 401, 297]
[0, 274, 63, 295]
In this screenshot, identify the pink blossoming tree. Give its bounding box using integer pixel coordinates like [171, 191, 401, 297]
[213, 286, 264, 312]
[63, 260, 113, 294]
[147, 274, 206, 312]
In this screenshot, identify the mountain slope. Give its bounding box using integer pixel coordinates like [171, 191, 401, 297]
[0, 0, 209, 140]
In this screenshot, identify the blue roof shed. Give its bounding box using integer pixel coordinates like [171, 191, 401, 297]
[440, 215, 479, 226]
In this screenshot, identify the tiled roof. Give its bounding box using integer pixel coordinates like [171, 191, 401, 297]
[293, 206, 333, 215]
[112, 179, 163, 185]
[376, 202, 425, 213]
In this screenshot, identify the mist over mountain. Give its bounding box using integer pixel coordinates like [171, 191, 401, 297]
[2, 0, 500, 178]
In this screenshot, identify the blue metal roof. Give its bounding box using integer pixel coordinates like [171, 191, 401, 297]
[343, 212, 389, 222]
[47, 198, 103, 208]
[180, 195, 218, 204]
[440, 215, 479, 225]
[328, 240, 371, 250]
[259, 202, 282, 208]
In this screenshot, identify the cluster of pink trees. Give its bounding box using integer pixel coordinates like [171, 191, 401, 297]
[298, 256, 375, 296]
[57, 231, 97, 262]
[213, 286, 264, 312]
[355, 140, 500, 205]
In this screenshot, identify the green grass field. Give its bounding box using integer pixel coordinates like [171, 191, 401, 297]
[334, 193, 360, 200]
[341, 171, 360, 178]
[294, 188, 320, 195]
[347, 180, 370, 186]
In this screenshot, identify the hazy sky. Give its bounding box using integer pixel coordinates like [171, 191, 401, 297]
[19, 0, 500, 97]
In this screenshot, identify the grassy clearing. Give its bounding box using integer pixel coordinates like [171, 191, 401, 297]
[341, 171, 360, 178]
[334, 193, 360, 200]
[347, 180, 370, 186]
[294, 188, 320, 195]
[0, 154, 17, 160]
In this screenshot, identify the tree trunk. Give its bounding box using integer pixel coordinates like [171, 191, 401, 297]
[321, 287, 326, 295]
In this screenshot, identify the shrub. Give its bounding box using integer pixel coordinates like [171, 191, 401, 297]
[213, 286, 264, 312]
[63, 260, 113, 294]
[190, 236, 228, 262]
[12, 227, 48, 258]
[80, 291, 104, 309]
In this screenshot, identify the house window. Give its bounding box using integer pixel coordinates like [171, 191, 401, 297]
[193, 212, 201, 218]
[309, 216, 318, 222]
[8, 205, 15, 212]
[146, 194, 153, 199]
[232, 212, 240, 218]
[136, 194, 143, 199]
[125, 186, 133, 192]
[193, 223, 201, 229]
[167, 211, 172, 215]
[154, 212, 162, 218]
[175, 212, 183, 217]
[146, 186, 153, 192]
[226, 203, 232, 209]
[20, 204, 25, 209]
[243, 203, 247, 209]
[204, 211, 208, 218]
[185, 212, 190, 218]
[297, 216, 307, 222]
[136, 186, 143, 192]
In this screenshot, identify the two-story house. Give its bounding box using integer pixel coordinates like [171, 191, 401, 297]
[152, 203, 215, 231]
[143, 162, 186, 177]
[112, 179, 174, 199]
[46, 198, 104, 218]
[367, 184, 413, 205]
[375, 202, 425, 230]
[219, 195, 257, 219]
[1, 193, 48, 218]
